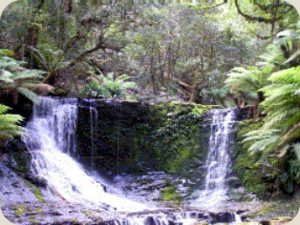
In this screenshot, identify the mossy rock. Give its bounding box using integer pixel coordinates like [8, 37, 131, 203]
[234, 118, 300, 197]
[14, 205, 27, 218]
[76, 100, 210, 183]
[234, 119, 282, 197]
[160, 185, 182, 206]
[269, 217, 293, 224]
[3, 139, 32, 177]
[25, 180, 44, 202]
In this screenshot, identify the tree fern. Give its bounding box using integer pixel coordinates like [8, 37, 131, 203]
[226, 66, 261, 94]
[0, 56, 25, 69]
[0, 104, 23, 143]
[245, 66, 300, 159]
[81, 73, 136, 99]
[225, 46, 283, 103]
[0, 49, 51, 103]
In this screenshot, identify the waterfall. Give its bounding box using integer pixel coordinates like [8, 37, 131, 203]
[88, 99, 98, 167]
[19, 98, 242, 224]
[22, 96, 147, 211]
[194, 108, 237, 209]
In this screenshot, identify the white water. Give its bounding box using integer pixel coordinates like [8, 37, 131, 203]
[88, 99, 98, 167]
[20, 98, 241, 224]
[112, 210, 240, 225]
[194, 109, 236, 209]
[22, 97, 147, 212]
[117, 213, 199, 225]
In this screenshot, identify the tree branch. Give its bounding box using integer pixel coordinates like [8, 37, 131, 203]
[66, 42, 104, 69]
[198, 0, 228, 11]
[234, 0, 282, 24]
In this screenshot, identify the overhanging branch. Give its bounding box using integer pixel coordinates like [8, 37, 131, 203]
[234, 0, 282, 24]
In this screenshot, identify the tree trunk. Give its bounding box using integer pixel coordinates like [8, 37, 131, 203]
[150, 42, 157, 94]
[25, 0, 45, 68]
[258, 91, 264, 103]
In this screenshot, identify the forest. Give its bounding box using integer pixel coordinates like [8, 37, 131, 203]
[0, 1, 300, 225]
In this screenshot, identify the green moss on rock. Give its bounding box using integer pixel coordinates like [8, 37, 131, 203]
[25, 180, 44, 202]
[235, 119, 274, 197]
[234, 119, 299, 197]
[77, 100, 210, 180]
[147, 102, 209, 174]
[161, 185, 182, 206]
[14, 205, 27, 217]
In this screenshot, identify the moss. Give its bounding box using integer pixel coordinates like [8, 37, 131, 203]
[25, 180, 44, 202]
[35, 207, 44, 214]
[83, 210, 93, 219]
[191, 106, 206, 116]
[161, 185, 182, 206]
[14, 205, 27, 217]
[76, 100, 210, 180]
[0, 49, 15, 57]
[29, 217, 37, 225]
[147, 102, 209, 175]
[168, 148, 193, 173]
[154, 101, 209, 118]
[70, 218, 80, 224]
[9, 151, 32, 176]
[234, 119, 269, 196]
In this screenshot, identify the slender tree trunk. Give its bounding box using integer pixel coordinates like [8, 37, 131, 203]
[150, 42, 156, 94]
[166, 44, 172, 91]
[257, 91, 265, 103]
[158, 51, 165, 87]
[25, 0, 45, 68]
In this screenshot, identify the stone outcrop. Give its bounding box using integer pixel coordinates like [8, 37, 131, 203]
[76, 100, 210, 182]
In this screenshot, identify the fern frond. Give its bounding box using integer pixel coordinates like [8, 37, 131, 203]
[0, 104, 23, 141]
[17, 87, 40, 104]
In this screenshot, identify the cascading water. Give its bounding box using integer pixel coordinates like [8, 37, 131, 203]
[22, 96, 147, 211]
[88, 99, 98, 167]
[107, 210, 239, 225]
[194, 108, 237, 209]
[19, 98, 242, 225]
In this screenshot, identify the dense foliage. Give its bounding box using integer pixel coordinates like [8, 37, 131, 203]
[227, 23, 300, 156]
[81, 73, 136, 99]
[225, 10, 300, 195]
[1, 0, 285, 103]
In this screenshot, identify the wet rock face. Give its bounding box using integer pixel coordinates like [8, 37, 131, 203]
[208, 212, 235, 224]
[112, 171, 191, 206]
[76, 99, 210, 182]
[2, 139, 32, 177]
[2, 199, 243, 225]
[0, 163, 37, 204]
[76, 99, 152, 175]
[2, 201, 115, 225]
